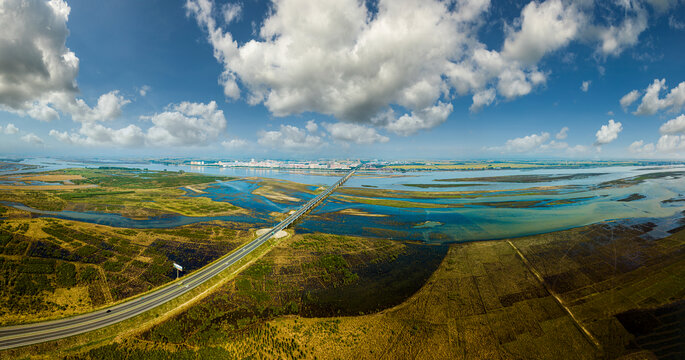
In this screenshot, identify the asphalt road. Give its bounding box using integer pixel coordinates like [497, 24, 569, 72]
[0, 168, 356, 350]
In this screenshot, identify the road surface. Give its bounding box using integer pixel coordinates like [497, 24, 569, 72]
[0, 168, 356, 350]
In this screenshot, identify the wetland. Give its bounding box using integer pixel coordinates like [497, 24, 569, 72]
[0, 160, 684, 359]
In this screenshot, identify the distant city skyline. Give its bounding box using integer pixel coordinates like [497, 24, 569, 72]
[1, 0, 684, 159]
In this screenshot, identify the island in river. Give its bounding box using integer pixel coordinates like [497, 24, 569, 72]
[0, 161, 683, 359]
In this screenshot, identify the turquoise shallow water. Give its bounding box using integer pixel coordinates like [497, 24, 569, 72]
[3, 160, 685, 244]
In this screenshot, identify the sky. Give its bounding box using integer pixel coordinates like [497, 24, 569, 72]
[0, 0, 684, 160]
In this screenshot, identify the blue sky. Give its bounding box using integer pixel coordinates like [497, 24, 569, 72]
[0, 0, 684, 160]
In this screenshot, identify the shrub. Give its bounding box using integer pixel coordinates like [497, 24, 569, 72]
[56, 262, 77, 287]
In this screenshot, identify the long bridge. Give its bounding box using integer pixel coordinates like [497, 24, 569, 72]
[0, 167, 357, 350]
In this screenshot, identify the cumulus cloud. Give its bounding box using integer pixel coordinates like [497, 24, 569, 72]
[25, 101, 60, 121]
[633, 79, 685, 115]
[4, 123, 19, 135]
[566, 144, 590, 154]
[470, 89, 496, 112]
[50, 101, 226, 147]
[222, 138, 247, 149]
[186, 0, 592, 133]
[257, 124, 324, 151]
[186, 0, 475, 130]
[594, 119, 622, 145]
[656, 134, 685, 153]
[323, 122, 389, 145]
[556, 126, 569, 140]
[626, 114, 685, 156]
[185, 0, 658, 137]
[490, 126, 592, 155]
[21, 132, 44, 145]
[0, 0, 136, 125]
[501, 0, 583, 64]
[660, 114, 685, 134]
[593, 3, 648, 57]
[0, 0, 77, 112]
[628, 140, 655, 154]
[580, 81, 591, 92]
[504, 132, 551, 153]
[382, 103, 453, 136]
[539, 139, 569, 150]
[50, 123, 145, 147]
[144, 101, 226, 146]
[64, 91, 131, 123]
[305, 120, 318, 133]
[620, 89, 641, 110]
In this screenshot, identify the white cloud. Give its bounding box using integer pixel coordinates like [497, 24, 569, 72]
[539, 139, 569, 150]
[504, 132, 551, 153]
[186, 0, 656, 136]
[593, 1, 648, 57]
[633, 79, 685, 116]
[25, 101, 60, 121]
[0, 0, 78, 112]
[144, 101, 226, 146]
[556, 126, 569, 140]
[566, 144, 590, 154]
[323, 122, 389, 145]
[656, 134, 685, 153]
[4, 123, 19, 135]
[470, 89, 496, 112]
[628, 140, 655, 154]
[65, 91, 131, 123]
[620, 89, 641, 109]
[186, 0, 554, 132]
[221, 138, 247, 149]
[594, 119, 622, 145]
[221, 2, 241, 24]
[580, 80, 590, 92]
[257, 124, 324, 151]
[0, 0, 134, 124]
[50, 123, 145, 147]
[383, 102, 453, 136]
[491, 127, 588, 155]
[501, 0, 583, 64]
[51, 101, 226, 148]
[21, 133, 44, 145]
[626, 114, 685, 156]
[660, 114, 685, 134]
[139, 85, 151, 97]
[305, 120, 318, 133]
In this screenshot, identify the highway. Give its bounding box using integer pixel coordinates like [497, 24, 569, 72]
[0, 168, 356, 350]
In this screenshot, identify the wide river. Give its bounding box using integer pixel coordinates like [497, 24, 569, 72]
[3, 158, 685, 243]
